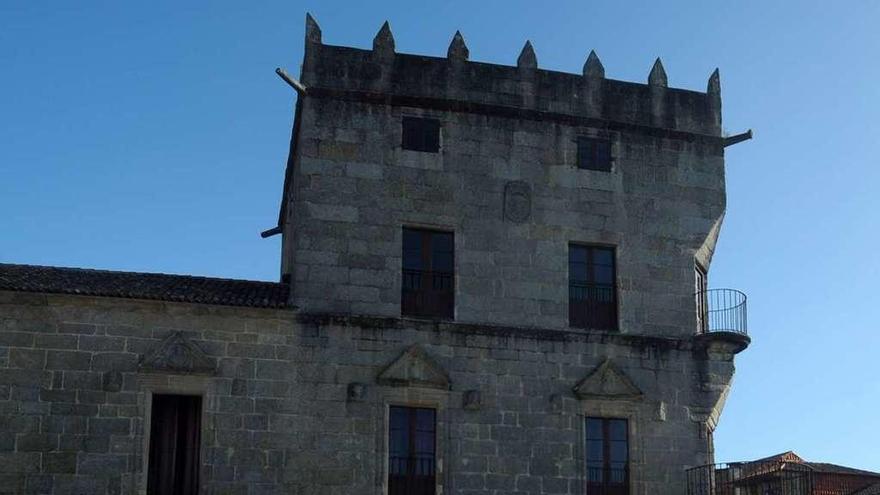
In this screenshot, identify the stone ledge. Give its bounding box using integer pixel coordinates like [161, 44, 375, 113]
[296, 311, 694, 351]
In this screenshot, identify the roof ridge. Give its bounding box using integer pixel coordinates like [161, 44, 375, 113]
[0, 263, 290, 309]
[0, 263, 283, 285]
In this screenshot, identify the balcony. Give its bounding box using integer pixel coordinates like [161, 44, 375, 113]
[401, 269, 454, 320]
[695, 288, 750, 353]
[686, 462, 880, 495]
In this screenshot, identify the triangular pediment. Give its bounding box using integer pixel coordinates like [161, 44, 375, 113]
[139, 332, 215, 375]
[573, 359, 641, 400]
[377, 345, 450, 390]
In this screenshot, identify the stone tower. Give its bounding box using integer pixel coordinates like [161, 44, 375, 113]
[266, 14, 751, 494]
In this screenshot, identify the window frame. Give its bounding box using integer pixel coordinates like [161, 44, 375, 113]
[576, 136, 613, 172]
[585, 416, 630, 495]
[402, 116, 441, 153]
[569, 244, 618, 331]
[695, 263, 708, 334]
[388, 405, 437, 495]
[401, 227, 455, 320]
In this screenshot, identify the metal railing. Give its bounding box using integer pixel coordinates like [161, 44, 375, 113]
[569, 281, 617, 330]
[686, 462, 880, 495]
[389, 455, 435, 495]
[586, 466, 629, 495]
[401, 269, 454, 319]
[697, 288, 748, 336]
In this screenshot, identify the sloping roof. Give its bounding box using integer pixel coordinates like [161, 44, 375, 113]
[807, 462, 880, 477]
[745, 451, 880, 477]
[0, 263, 290, 309]
[851, 482, 880, 495]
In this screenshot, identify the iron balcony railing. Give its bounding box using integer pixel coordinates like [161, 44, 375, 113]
[686, 462, 880, 495]
[401, 269, 454, 319]
[389, 455, 435, 495]
[697, 288, 748, 336]
[586, 466, 629, 495]
[569, 281, 617, 330]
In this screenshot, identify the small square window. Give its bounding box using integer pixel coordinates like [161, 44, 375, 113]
[402, 117, 441, 153]
[577, 137, 612, 172]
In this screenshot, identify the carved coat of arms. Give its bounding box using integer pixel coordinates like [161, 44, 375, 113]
[504, 181, 531, 223]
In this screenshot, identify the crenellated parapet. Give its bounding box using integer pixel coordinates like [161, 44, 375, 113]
[299, 14, 723, 137]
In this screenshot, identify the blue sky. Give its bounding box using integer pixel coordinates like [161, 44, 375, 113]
[2, 0, 879, 470]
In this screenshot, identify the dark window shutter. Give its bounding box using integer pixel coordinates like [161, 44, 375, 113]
[402, 117, 441, 153]
[577, 137, 613, 172]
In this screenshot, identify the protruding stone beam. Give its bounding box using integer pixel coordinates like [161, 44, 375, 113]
[583, 50, 605, 79]
[447, 30, 469, 62]
[724, 129, 753, 147]
[305, 12, 322, 44]
[517, 40, 537, 69]
[373, 20, 395, 58]
[275, 67, 307, 95]
[648, 57, 668, 87]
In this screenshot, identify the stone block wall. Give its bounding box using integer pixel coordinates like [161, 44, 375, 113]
[284, 94, 725, 336]
[280, 27, 727, 337]
[0, 291, 735, 494]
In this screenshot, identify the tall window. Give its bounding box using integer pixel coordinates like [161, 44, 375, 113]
[577, 137, 613, 172]
[402, 228, 454, 319]
[389, 406, 436, 495]
[402, 117, 441, 153]
[586, 417, 629, 495]
[148, 394, 202, 495]
[569, 245, 617, 330]
[695, 264, 708, 334]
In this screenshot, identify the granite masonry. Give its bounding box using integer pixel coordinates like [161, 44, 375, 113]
[0, 14, 751, 495]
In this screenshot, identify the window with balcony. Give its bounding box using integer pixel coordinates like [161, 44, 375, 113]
[389, 406, 436, 495]
[586, 417, 629, 495]
[402, 228, 454, 319]
[402, 117, 441, 153]
[577, 137, 613, 172]
[569, 245, 617, 330]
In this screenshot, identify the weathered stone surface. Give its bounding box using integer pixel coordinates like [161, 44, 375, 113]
[572, 358, 642, 400]
[376, 345, 450, 389]
[139, 331, 215, 375]
[583, 50, 605, 79]
[447, 30, 469, 61]
[503, 180, 532, 223]
[517, 40, 537, 69]
[649, 57, 668, 87]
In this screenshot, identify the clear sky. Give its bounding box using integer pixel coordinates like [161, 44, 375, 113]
[2, 0, 879, 471]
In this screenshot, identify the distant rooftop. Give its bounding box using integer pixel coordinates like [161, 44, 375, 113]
[747, 451, 880, 477]
[0, 263, 289, 309]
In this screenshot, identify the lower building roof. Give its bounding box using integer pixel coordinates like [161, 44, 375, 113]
[0, 263, 289, 309]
